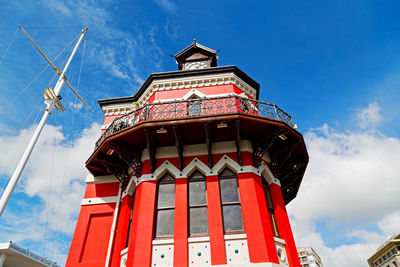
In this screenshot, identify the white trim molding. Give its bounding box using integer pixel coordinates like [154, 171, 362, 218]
[149, 91, 253, 105]
[85, 174, 119, 184]
[137, 72, 258, 106]
[101, 72, 258, 116]
[81, 196, 119, 206]
[138, 154, 278, 187]
[101, 103, 135, 116]
[258, 162, 281, 186]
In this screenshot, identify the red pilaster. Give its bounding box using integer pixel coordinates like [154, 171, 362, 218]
[110, 194, 133, 267]
[126, 181, 157, 267]
[174, 179, 188, 267]
[237, 172, 279, 263]
[269, 183, 301, 267]
[206, 175, 227, 265]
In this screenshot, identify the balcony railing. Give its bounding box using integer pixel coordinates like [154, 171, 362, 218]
[95, 95, 295, 148]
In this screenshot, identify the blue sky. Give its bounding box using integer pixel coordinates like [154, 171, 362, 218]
[0, 1, 399, 266]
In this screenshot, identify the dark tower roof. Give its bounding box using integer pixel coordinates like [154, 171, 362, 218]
[175, 39, 218, 70]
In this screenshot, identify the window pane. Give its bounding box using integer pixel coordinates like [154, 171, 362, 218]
[189, 207, 208, 234]
[269, 213, 279, 237]
[160, 173, 174, 182]
[219, 168, 235, 177]
[157, 183, 175, 208]
[190, 170, 204, 179]
[263, 180, 274, 209]
[156, 209, 174, 237]
[189, 181, 206, 206]
[220, 179, 239, 203]
[222, 205, 243, 231]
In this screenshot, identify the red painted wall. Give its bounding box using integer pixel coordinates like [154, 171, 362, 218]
[110, 194, 133, 267]
[206, 175, 227, 265]
[66, 203, 116, 267]
[83, 182, 120, 198]
[147, 84, 251, 103]
[269, 183, 301, 267]
[174, 179, 188, 267]
[72, 151, 300, 266]
[237, 172, 279, 263]
[126, 181, 157, 267]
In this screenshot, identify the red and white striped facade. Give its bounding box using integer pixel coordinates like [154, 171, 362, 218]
[66, 42, 308, 267]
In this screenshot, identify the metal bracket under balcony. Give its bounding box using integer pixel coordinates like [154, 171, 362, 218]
[97, 142, 142, 189]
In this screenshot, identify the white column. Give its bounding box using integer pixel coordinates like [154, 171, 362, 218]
[0, 253, 7, 267]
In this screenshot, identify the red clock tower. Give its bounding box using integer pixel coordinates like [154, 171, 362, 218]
[66, 41, 308, 267]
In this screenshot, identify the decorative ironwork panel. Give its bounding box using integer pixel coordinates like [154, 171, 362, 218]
[95, 95, 295, 149]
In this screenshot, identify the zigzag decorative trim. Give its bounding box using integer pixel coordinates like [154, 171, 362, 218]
[134, 154, 280, 187]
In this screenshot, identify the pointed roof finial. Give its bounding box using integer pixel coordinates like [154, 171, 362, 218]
[193, 38, 197, 47]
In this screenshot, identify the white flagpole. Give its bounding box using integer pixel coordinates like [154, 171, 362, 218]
[0, 27, 88, 217]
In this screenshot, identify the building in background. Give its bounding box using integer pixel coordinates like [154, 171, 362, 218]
[368, 233, 400, 267]
[66, 41, 309, 267]
[0, 241, 60, 267]
[297, 247, 324, 267]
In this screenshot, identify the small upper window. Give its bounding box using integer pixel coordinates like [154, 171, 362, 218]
[188, 170, 208, 236]
[219, 168, 243, 233]
[154, 173, 175, 238]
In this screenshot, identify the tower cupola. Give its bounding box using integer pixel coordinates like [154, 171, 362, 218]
[175, 39, 218, 70]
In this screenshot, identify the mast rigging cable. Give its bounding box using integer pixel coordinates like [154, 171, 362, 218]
[0, 31, 81, 114]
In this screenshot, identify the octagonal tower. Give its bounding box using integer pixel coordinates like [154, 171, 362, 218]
[66, 41, 308, 267]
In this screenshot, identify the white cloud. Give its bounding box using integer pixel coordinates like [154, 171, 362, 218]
[355, 102, 383, 130]
[0, 122, 101, 265]
[44, 1, 72, 17]
[153, 0, 178, 15]
[97, 47, 131, 80]
[69, 101, 83, 111]
[377, 212, 400, 237]
[37, 0, 165, 91]
[164, 19, 180, 38]
[288, 103, 400, 267]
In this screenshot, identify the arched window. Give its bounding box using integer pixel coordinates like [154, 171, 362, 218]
[262, 177, 279, 237]
[218, 168, 243, 233]
[154, 173, 175, 238]
[188, 170, 208, 236]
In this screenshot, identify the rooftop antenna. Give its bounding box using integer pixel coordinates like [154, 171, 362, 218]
[0, 26, 89, 217]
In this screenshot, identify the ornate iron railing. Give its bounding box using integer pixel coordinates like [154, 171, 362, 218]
[95, 95, 295, 148]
